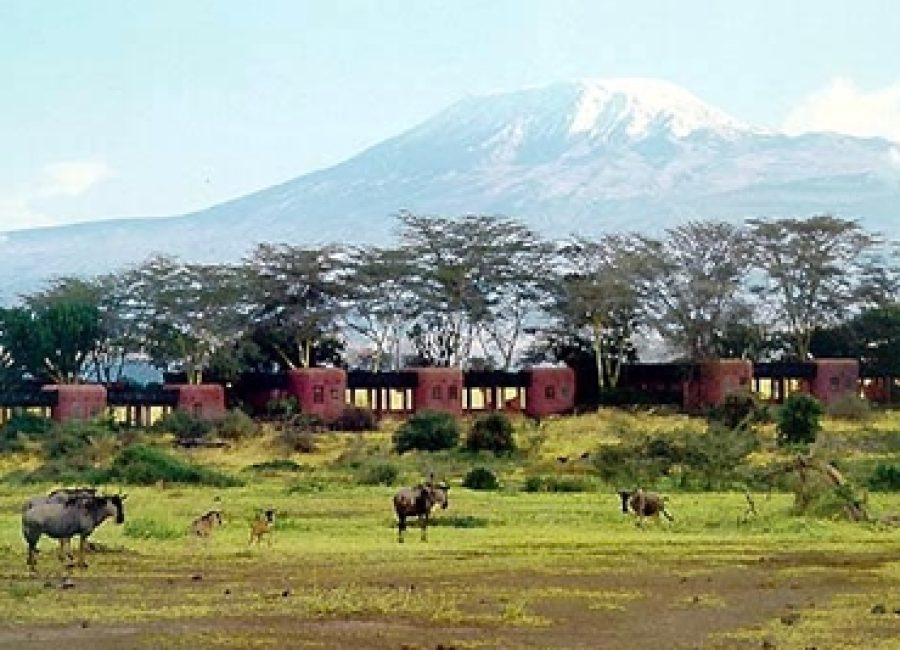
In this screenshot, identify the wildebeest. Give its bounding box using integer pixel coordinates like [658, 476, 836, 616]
[23, 487, 99, 564]
[393, 478, 449, 543]
[249, 509, 275, 545]
[618, 488, 674, 527]
[22, 492, 126, 570]
[190, 510, 224, 538]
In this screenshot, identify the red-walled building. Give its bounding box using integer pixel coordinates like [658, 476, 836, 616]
[683, 359, 753, 411]
[44, 384, 107, 422]
[165, 384, 226, 420]
[411, 367, 463, 416]
[807, 358, 859, 405]
[525, 366, 576, 418]
[286, 368, 347, 422]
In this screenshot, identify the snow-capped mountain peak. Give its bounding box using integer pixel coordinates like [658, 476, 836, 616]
[567, 77, 762, 140]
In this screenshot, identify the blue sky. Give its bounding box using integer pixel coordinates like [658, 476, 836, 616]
[2, 0, 899, 232]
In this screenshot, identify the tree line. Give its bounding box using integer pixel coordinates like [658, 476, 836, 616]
[1, 212, 898, 388]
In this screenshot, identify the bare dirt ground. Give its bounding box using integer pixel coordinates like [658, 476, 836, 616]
[2, 549, 898, 649]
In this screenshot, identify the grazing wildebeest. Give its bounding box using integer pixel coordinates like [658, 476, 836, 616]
[190, 510, 224, 538]
[618, 488, 674, 527]
[248, 509, 275, 545]
[22, 492, 126, 570]
[23, 487, 100, 564]
[393, 478, 449, 543]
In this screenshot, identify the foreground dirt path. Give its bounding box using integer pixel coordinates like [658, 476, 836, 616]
[1, 549, 898, 649]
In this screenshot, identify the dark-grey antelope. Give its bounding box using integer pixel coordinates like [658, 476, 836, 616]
[22, 491, 126, 570]
[393, 478, 449, 543]
[23, 487, 98, 565]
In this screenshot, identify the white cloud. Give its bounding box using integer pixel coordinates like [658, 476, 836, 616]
[0, 160, 113, 232]
[39, 161, 113, 198]
[784, 77, 900, 143]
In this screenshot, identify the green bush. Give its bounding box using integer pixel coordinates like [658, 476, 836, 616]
[1, 412, 53, 436]
[708, 391, 769, 430]
[866, 462, 900, 491]
[358, 462, 399, 486]
[466, 412, 516, 454]
[153, 410, 213, 442]
[462, 466, 500, 490]
[776, 393, 824, 446]
[522, 475, 592, 493]
[332, 406, 378, 432]
[97, 444, 242, 487]
[215, 409, 259, 440]
[266, 396, 299, 418]
[393, 410, 459, 454]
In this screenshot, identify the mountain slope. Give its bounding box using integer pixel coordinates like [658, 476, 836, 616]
[2, 78, 899, 300]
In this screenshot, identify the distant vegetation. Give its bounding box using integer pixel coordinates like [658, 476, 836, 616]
[0, 214, 895, 412]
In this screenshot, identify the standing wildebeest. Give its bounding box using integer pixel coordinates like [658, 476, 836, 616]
[22, 493, 126, 570]
[393, 479, 449, 543]
[23, 487, 99, 564]
[618, 488, 674, 527]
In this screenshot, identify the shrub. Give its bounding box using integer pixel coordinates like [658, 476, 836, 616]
[1, 412, 53, 436]
[97, 444, 242, 487]
[466, 412, 516, 454]
[358, 462, 399, 486]
[826, 394, 872, 420]
[776, 393, 824, 446]
[278, 415, 323, 453]
[393, 410, 459, 454]
[522, 475, 592, 493]
[153, 410, 213, 442]
[332, 406, 378, 432]
[266, 396, 299, 419]
[462, 466, 500, 490]
[708, 391, 769, 430]
[1, 413, 53, 452]
[215, 409, 259, 440]
[867, 462, 900, 491]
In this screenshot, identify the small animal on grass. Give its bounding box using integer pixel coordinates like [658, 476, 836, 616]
[617, 488, 674, 527]
[22, 492, 126, 570]
[393, 476, 449, 543]
[190, 510, 224, 538]
[249, 509, 275, 545]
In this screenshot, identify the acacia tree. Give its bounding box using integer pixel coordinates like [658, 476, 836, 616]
[342, 246, 416, 371]
[398, 212, 489, 367]
[126, 257, 245, 382]
[639, 221, 752, 361]
[554, 235, 644, 389]
[243, 244, 345, 369]
[747, 215, 879, 360]
[473, 218, 554, 370]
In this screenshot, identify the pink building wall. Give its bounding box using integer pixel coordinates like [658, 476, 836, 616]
[165, 384, 226, 420]
[683, 359, 753, 411]
[285, 368, 347, 422]
[411, 367, 463, 416]
[808, 359, 859, 405]
[526, 366, 576, 417]
[44, 384, 108, 422]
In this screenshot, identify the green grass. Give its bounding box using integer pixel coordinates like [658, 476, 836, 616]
[0, 408, 898, 648]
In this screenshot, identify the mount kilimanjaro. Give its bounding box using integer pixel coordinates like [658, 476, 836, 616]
[3, 77, 899, 299]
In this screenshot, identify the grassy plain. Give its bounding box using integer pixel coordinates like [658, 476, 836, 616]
[0, 410, 898, 649]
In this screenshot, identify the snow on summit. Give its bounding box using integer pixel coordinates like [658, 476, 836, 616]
[567, 78, 761, 140]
